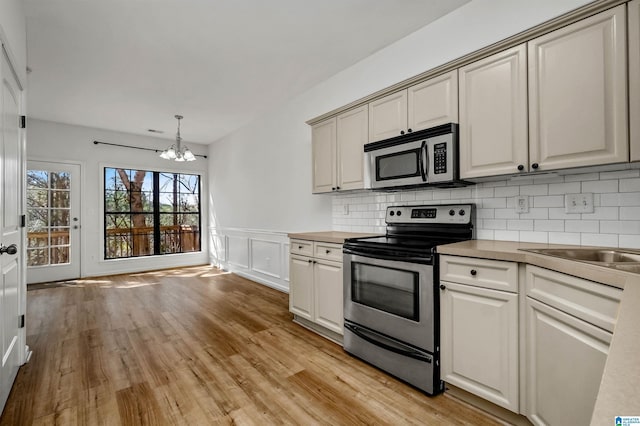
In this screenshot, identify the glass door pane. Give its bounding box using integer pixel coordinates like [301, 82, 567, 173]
[26, 161, 80, 284]
[27, 170, 72, 266]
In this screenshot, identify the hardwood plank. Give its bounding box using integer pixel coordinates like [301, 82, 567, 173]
[1, 266, 502, 425]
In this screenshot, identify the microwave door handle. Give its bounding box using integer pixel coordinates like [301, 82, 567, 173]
[420, 141, 428, 182]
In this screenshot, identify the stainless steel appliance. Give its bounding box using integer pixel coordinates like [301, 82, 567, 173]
[365, 123, 468, 190]
[343, 204, 475, 395]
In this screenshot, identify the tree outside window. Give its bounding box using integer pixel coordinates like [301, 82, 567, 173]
[104, 168, 200, 259]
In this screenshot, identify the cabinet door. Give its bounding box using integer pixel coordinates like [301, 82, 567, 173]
[526, 297, 611, 426]
[337, 105, 368, 191]
[528, 5, 628, 171]
[459, 44, 528, 178]
[408, 70, 458, 132]
[313, 259, 343, 335]
[311, 118, 337, 193]
[289, 255, 314, 320]
[440, 281, 519, 412]
[368, 90, 408, 142]
[630, 0, 640, 162]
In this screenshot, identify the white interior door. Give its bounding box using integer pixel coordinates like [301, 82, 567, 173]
[26, 161, 81, 284]
[0, 47, 24, 411]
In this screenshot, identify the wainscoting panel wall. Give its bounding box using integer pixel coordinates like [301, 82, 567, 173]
[209, 228, 290, 292]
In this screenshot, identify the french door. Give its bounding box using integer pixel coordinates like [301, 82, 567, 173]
[0, 46, 24, 412]
[26, 161, 81, 284]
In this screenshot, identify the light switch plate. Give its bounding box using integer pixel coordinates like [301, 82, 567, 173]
[565, 193, 594, 213]
[515, 196, 529, 214]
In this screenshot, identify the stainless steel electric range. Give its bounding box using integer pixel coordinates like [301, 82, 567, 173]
[342, 204, 475, 395]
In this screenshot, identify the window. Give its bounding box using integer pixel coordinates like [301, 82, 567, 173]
[104, 168, 201, 259]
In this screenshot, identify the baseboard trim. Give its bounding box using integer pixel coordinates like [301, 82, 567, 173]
[293, 315, 344, 346]
[444, 383, 531, 426]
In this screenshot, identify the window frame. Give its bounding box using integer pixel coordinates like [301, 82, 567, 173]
[103, 167, 202, 260]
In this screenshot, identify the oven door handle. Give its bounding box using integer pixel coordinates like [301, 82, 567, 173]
[345, 322, 432, 363]
[343, 247, 432, 264]
[420, 140, 428, 182]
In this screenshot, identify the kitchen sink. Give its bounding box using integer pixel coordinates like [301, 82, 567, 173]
[612, 264, 640, 273]
[519, 247, 640, 274]
[521, 248, 640, 263]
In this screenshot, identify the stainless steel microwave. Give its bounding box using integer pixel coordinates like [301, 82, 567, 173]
[365, 123, 467, 190]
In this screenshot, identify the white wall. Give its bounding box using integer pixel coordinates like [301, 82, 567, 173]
[27, 119, 209, 278]
[208, 0, 595, 275]
[0, 0, 27, 85]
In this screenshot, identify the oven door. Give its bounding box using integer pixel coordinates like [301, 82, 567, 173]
[366, 139, 427, 189]
[343, 252, 435, 352]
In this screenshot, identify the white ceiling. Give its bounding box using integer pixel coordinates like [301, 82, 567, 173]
[24, 0, 470, 144]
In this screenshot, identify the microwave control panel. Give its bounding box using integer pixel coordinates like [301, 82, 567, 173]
[433, 142, 447, 174]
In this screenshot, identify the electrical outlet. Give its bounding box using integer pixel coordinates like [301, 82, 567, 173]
[565, 193, 594, 213]
[343, 204, 349, 215]
[515, 196, 529, 214]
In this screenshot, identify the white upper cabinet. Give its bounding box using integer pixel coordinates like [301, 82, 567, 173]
[369, 72, 459, 143]
[368, 90, 408, 143]
[408, 70, 459, 132]
[337, 105, 368, 191]
[528, 5, 628, 170]
[312, 106, 368, 194]
[630, 0, 640, 162]
[311, 118, 336, 193]
[459, 45, 528, 179]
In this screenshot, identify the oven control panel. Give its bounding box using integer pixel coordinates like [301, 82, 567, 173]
[386, 204, 473, 224]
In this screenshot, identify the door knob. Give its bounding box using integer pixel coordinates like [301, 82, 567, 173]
[0, 244, 17, 255]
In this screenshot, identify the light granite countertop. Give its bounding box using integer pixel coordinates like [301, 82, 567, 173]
[437, 240, 640, 425]
[288, 231, 380, 244]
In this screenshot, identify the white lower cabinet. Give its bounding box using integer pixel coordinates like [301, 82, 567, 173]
[526, 298, 611, 426]
[524, 265, 620, 426]
[440, 256, 621, 425]
[440, 280, 519, 412]
[312, 260, 343, 334]
[289, 239, 344, 337]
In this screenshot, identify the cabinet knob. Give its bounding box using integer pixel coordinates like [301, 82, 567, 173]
[517, 164, 524, 171]
[326, 249, 330, 254]
[336, 186, 340, 190]
[531, 163, 539, 170]
[298, 245, 303, 249]
[440, 284, 446, 290]
[313, 260, 317, 264]
[308, 259, 312, 263]
[400, 130, 405, 135]
[470, 269, 477, 276]
[331, 187, 336, 191]
[407, 128, 412, 133]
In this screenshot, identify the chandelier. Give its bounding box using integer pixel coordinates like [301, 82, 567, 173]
[159, 115, 196, 162]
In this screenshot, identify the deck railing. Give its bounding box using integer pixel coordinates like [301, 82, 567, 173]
[27, 225, 200, 262]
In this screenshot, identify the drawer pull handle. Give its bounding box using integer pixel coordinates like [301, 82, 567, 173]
[470, 269, 477, 276]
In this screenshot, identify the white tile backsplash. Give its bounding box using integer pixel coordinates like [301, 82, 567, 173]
[332, 166, 640, 249]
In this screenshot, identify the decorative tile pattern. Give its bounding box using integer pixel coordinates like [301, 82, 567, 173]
[332, 168, 640, 249]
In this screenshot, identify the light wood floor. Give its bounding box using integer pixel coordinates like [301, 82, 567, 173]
[1, 266, 501, 425]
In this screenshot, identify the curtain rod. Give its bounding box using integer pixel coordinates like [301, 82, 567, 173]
[93, 140, 208, 159]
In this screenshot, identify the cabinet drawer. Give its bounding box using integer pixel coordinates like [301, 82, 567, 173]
[440, 255, 518, 292]
[525, 265, 621, 333]
[290, 239, 313, 256]
[314, 242, 343, 262]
